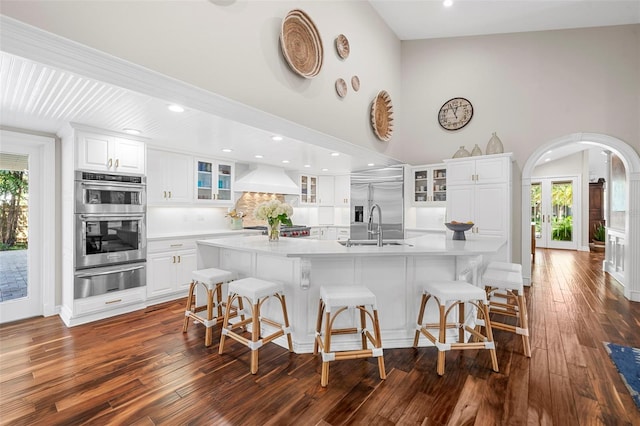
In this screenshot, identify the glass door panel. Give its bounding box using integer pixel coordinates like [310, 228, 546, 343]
[531, 177, 577, 250]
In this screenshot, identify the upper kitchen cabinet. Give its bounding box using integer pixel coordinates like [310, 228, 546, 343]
[412, 164, 446, 206]
[444, 153, 513, 261]
[318, 176, 334, 206]
[334, 175, 350, 206]
[300, 174, 317, 204]
[76, 131, 146, 174]
[195, 158, 234, 205]
[445, 153, 511, 186]
[147, 148, 193, 204]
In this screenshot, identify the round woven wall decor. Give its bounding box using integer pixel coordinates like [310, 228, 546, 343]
[280, 9, 323, 78]
[371, 90, 394, 142]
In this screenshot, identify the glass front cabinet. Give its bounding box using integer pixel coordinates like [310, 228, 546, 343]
[412, 164, 447, 206]
[300, 174, 317, 204]
[195, 159, 234, 204]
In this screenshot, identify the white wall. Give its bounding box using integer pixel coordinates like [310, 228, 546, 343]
[0, 0, 402, 158]
[398, 25, 640, 169]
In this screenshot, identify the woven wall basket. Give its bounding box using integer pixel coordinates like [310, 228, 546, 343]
[280, 9, 323, 78]
[371, 90, 394, 141]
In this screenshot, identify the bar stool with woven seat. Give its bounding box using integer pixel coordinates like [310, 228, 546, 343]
[482, 262, 531, 357]
[218, 277, 293, 374]
[314, 286, 386, 387]
[182, 267, 238, 347]
[413, 280, 499, 376]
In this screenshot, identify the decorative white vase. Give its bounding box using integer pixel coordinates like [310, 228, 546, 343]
[452, 146, 471, 159]
[486, 132, 504, 155]
[471, 144, 482, 156]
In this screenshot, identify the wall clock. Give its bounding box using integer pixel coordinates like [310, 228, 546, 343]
[438, 97, 473, 131]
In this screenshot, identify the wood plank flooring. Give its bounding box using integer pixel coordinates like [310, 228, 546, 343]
[2, 249, 640, 425]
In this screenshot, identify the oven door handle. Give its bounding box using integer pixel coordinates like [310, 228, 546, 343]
[79, 214, 145, 220]
[80, 181, 144, 191]
[75, 264, 145, 278]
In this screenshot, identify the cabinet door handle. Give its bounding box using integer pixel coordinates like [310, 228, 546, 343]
[177, 255, 181, 263]
[163, 191, 167, 199]
[168, 191, 172, 198]
[105, 299, 122, 305]
[115, 158, 119, 168]
[170, 243, 183, 248]
[108, 158, 113, 168]
[172, 255, 176, 263]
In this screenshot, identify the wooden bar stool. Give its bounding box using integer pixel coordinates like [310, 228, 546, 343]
[218, 277, 293, 374]
[182, 267, 238, 347]
[314, 286, 386, 387]
[413, 280, 499, 376]
[482, 262, 531, 357]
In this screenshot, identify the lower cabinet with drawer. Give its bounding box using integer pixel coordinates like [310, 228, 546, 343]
[147, 239, 197, 302]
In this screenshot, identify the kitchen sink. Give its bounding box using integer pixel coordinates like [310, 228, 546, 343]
[338, 239, 404, 247]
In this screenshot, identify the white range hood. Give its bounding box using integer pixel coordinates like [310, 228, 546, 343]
[234, 164, 299, 195]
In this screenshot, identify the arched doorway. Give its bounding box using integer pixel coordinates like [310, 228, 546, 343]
[521, 133, 640, 301]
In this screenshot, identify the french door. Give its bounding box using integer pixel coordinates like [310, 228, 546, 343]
[0, 131, 55, 323]
[531, 177, 579, 250]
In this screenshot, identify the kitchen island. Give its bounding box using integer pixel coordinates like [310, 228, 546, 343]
[196, 234, 506, 353]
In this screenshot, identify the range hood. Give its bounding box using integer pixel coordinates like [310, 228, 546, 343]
[234, 164, 299, 195]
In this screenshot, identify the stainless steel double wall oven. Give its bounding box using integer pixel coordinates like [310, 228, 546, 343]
[74, 171, 147, 298]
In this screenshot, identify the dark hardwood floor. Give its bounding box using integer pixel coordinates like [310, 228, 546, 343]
[2, 249, 639, 425]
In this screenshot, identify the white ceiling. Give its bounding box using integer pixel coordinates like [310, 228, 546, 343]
[1, 2, 638, 173]
[370, 0, 640, 41]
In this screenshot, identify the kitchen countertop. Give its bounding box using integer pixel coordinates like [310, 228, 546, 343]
[147, 229, 262, 241]
[197, 234, 505, 258]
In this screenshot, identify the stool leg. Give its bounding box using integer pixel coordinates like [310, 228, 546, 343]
[216, 282, 223, 319]
[182, 280, 196, 333]
[321, 311, 331, 387]
[250, 301, 260, 374]
[218, 293, 234, 355]
[413, 293, 428, 347]
[437, 303, 446, 376]
[373, 308, 386, 380]
[205, 287, 215, 347]
[482, 302, 499, 372]
[360, 306, 368, 350]
[313, 299, 324, 354]
[458, 301, 465, 343]
[278, 294, 293, 352]
[517, 293, 532, 357]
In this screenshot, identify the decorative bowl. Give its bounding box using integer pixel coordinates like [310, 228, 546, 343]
[444, 222, 474, 240]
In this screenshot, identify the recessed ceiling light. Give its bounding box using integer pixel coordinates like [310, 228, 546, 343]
[443, 0, 453, 7]
[545, 150, 553, 155]
[330, 152, 340, 157]
[271, 135, 283, 141]
[545, 158, 551, 162]
[123, 128, 141, 135]
[368, 163, 375, 167]
[321, 168, 329, 172]
[304, 164, 311, 168]
[221, 148, 233, 153]
[254, 154, 263, 159]
[168, 104, 184, 113]
[282, 160, 290, 164]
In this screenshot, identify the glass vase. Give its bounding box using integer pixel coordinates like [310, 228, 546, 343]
[486, 132, 504, 155]
[267, 221, 281, 242]
[452, 146, 471, 159]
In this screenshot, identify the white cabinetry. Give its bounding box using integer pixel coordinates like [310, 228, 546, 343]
[334, 175, 350, 206]
[195, 159, 234, 205]
[444, 153, 513, 260]
[76, 131, 146, 174]
[147, 149, 193, 204]
[318, 176, 334, 206]
[412, 164, 446, 205]
[147, 239, 197, 302]
[300, 175, 317, 204]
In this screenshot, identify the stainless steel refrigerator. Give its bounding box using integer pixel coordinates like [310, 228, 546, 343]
[350, 166, 404, 240]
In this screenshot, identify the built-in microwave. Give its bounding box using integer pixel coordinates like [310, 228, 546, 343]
[75, 213, 146, 269]
[75, 171, 146, 214]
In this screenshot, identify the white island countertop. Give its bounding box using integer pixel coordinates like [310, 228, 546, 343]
[196, 234, 505, 258]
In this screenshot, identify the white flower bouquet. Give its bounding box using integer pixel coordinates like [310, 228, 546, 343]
[254, 199, 293, 227]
